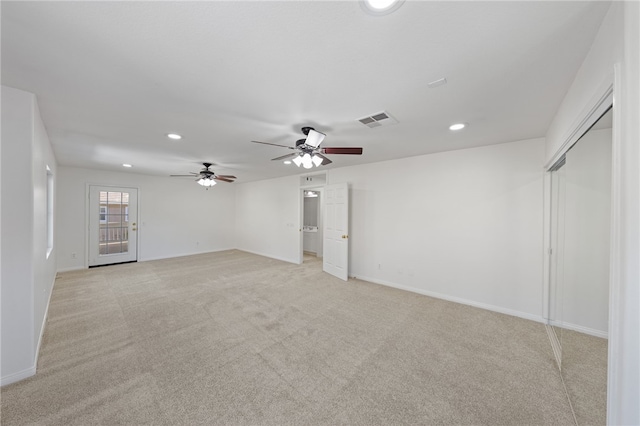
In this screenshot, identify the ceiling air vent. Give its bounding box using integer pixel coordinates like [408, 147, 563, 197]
[357, 111, 398, 129]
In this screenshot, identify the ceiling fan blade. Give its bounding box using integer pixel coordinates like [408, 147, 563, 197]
[170, 174, 198, 177]
[271, 153, 298, 161]
[251, 140, 295, 149]
[315, 153, 333, 165]
[213, 176, 234, 183]
[321, 147, 363, 155]
[215, 175, 237, 179]
[305, 129, 326, 148]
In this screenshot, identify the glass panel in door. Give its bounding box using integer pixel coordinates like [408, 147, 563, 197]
[89, 186, 137, 267]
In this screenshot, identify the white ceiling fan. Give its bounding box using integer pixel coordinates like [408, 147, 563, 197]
[251, 127, 363, 169]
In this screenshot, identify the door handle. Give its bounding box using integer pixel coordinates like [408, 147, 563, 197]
[341, 235, 348, 239]
[132, 228, 137, 231]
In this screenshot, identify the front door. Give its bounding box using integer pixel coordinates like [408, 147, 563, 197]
[89, 186, 138, 267]
[323, 183, 349, 281]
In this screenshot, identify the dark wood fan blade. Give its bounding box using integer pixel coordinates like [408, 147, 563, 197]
[213, 177, 234, 183]
[216, 175, 237, 179]
[321, 147, 363, 155]
[251, 140, 295, 149]
[271, 153, 298, 161]
[315, 153, 333, 165]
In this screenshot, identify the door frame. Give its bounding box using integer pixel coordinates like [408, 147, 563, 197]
[85, 183, 140, 268]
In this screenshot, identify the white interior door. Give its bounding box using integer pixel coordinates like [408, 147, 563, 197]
[323, 183, 349, 281]
[89, 186, 138, 267]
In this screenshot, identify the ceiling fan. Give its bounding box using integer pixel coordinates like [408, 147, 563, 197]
[251, 127, 363, 169]
[170, 163, 236, 187]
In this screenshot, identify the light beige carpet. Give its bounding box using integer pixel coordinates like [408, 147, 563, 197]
[560, 330, 608, 426]
[2, 250, 578, 425]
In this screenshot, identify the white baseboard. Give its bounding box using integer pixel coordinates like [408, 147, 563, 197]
[235, 248, 299, 265]
[56, 265, 85, 273]
[1, 366, 36, 387]
[59, 249, 238, 269]
[547, 319, 608, 339]
[140, 247, 236, 263]
[35, 275, 56, 370]
[353, 274, 545, 324]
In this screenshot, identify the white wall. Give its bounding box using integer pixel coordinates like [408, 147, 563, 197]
[1, 86, 57, 385]
[31, 95, 58, 354]
[330, 138, 545, 321]
[235, 175, 301, 263]
[545, 2, 639, 423]
[545, 3, 622, 164]
[562, 128, 611, 335]
[56, 167, 236, 271]
[236, 138, 546, 321]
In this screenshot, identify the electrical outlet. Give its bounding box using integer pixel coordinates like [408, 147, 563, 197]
[71, 252, 77, 259]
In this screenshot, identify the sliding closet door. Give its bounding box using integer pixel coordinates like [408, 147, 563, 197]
[562, 129, 611, 334]
[548, 163, 566, 353]
[559, 115, 612, 425]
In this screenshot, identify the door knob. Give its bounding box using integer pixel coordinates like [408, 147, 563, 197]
[132, 228, 137, 231]
[342, 235, 348, 239]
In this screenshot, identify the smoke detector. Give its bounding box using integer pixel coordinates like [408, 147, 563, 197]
[357, 111, 399, 128]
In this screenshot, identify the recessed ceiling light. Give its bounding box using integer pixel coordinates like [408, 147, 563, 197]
[284, 160, 292, 165]
[449, 123, 466, 131]
[360, 0, 404, 15]
[122, 163, 133, 168]
[166, 133, 182, 140]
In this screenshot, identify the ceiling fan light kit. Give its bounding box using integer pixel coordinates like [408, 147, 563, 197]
[170, 162, 237, 188]
[303, 154, 315, 169]
[197, 177, 217, 187]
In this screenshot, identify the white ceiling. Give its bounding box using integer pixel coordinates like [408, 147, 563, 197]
[2, 1, 610, 183]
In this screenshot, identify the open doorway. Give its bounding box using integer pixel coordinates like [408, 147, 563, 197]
[299, 173, 326, 268]
[303, 188, 323, 266]
[299, 174, 350, 281]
